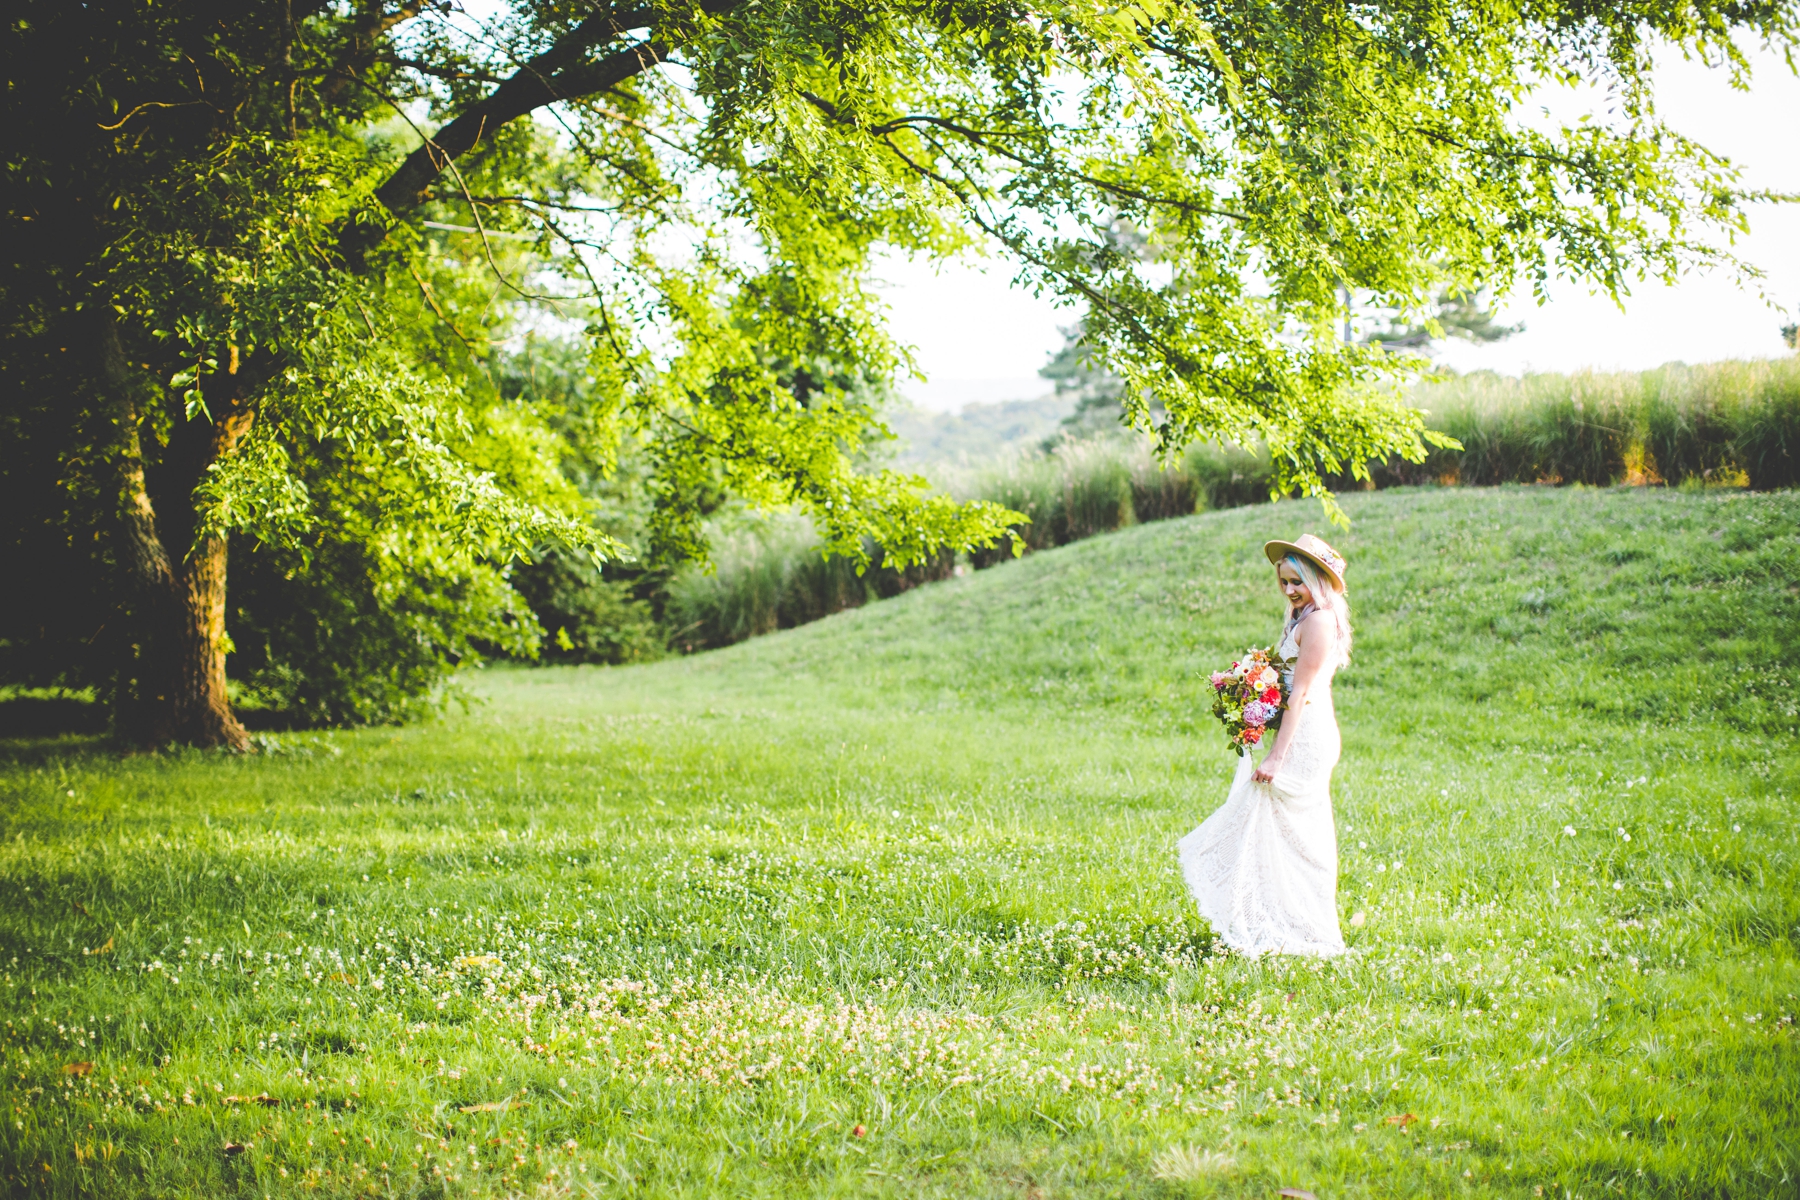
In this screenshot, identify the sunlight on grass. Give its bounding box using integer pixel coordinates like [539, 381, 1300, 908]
[1, 487, 1796, 1198]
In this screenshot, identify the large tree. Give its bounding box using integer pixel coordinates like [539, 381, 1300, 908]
[4, 0, 1790, 747]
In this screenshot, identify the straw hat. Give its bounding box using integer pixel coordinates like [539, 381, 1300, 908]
[1263, 534, 1346, 592]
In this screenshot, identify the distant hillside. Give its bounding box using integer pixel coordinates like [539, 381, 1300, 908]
[884, 395, 1073, 468]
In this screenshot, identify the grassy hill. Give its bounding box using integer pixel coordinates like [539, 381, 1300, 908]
[2, 486, 1796, 1198]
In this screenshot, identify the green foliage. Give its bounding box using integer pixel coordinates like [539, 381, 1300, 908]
[2, 488, 1796, 1197]
[0, 0, 1022, 739]
[228, 537, 538, 730]
[664, 514, 954, 652]
[1366, 289, 1524, 351]
[507, 551, 667, 667]
[0, 3, 623, 738]
[1042, 320, 1130, 437]
[203, 336, 632, 725]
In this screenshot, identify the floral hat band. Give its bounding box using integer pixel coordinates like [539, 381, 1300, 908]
[1262, 534, 1347, 592]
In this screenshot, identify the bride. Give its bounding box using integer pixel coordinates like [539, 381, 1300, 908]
[1178, 534, 1352, 957]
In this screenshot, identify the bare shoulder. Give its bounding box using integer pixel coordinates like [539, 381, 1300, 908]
[1294, 608, 1338, 651]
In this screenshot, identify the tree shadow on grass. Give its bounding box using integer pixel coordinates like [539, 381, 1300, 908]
[0, 695, 332, 766]
[0, 697, 113, 765]
[0, 695, 108, 736]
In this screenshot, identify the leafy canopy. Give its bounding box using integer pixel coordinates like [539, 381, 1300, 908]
[4, 0, 1792, 702]
[353, 0, 1789, 521]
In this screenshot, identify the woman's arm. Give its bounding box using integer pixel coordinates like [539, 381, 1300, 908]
[1253, 610, 1336, 783]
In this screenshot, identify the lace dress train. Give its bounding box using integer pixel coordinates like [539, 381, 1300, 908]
[1177, 629, 1346, 957]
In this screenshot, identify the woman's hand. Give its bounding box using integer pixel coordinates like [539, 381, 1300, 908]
[1252, 755, 1283, 784]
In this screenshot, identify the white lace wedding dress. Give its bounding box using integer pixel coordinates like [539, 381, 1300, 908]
[1177, 618, 1347, 957]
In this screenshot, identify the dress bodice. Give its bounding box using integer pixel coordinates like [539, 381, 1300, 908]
[1277, 607, 1347, 672]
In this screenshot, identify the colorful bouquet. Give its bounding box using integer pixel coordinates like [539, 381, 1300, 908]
[1207, 647, 1289, 756]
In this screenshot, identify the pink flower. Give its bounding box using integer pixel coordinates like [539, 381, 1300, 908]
[1243, 700, 1277, 727]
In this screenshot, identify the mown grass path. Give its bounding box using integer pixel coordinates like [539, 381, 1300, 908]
[2, 487, 1796, 1198]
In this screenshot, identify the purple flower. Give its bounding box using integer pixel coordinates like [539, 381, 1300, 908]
[1243, 700, 1276, 728]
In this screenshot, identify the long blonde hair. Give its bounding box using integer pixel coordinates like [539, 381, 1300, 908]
[1283, 554, 1353, 663]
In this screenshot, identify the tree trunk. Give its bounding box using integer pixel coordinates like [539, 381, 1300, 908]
[158, 528, 249, 750]
[103, 312, 257, 751]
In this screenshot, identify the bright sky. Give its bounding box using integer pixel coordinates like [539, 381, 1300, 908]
[879, 46, 1800, 411]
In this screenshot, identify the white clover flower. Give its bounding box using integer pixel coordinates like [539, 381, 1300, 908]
[1563, 826, 1577, 837]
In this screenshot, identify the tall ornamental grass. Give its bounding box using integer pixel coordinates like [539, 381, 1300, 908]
[959, 437, 1271, 566]
[665, 515, 953, 651]
[1370, 358, 1800, 489]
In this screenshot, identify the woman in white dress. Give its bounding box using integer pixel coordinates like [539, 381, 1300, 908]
[1178, 534, 1352, 957]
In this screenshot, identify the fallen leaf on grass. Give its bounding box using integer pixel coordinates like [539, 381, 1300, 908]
[221, 1142, 246, 1157]
[1383, 1113, 1419, 1129]
[62, 1062, 93, 1076]
[224, 1093, 279, 1107]
[1279, 1190, 1319, 1200]
[83, 937, 114, 956]
[458, 1101, 522, 1114]
[852, 1124, 866, 1137]
[71, 900, 93, 919]
[327, 972, 356, 986]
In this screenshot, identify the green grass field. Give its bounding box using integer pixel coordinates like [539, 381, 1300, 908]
[3, 486, 1797, 1199]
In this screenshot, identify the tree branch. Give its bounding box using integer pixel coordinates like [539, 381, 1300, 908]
[385, 56, 507, 85]
[372, 10, 664, 214]
[797, 91, 1253, 224]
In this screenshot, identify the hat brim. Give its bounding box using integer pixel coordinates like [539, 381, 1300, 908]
[1263, 540, 1345, 592]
